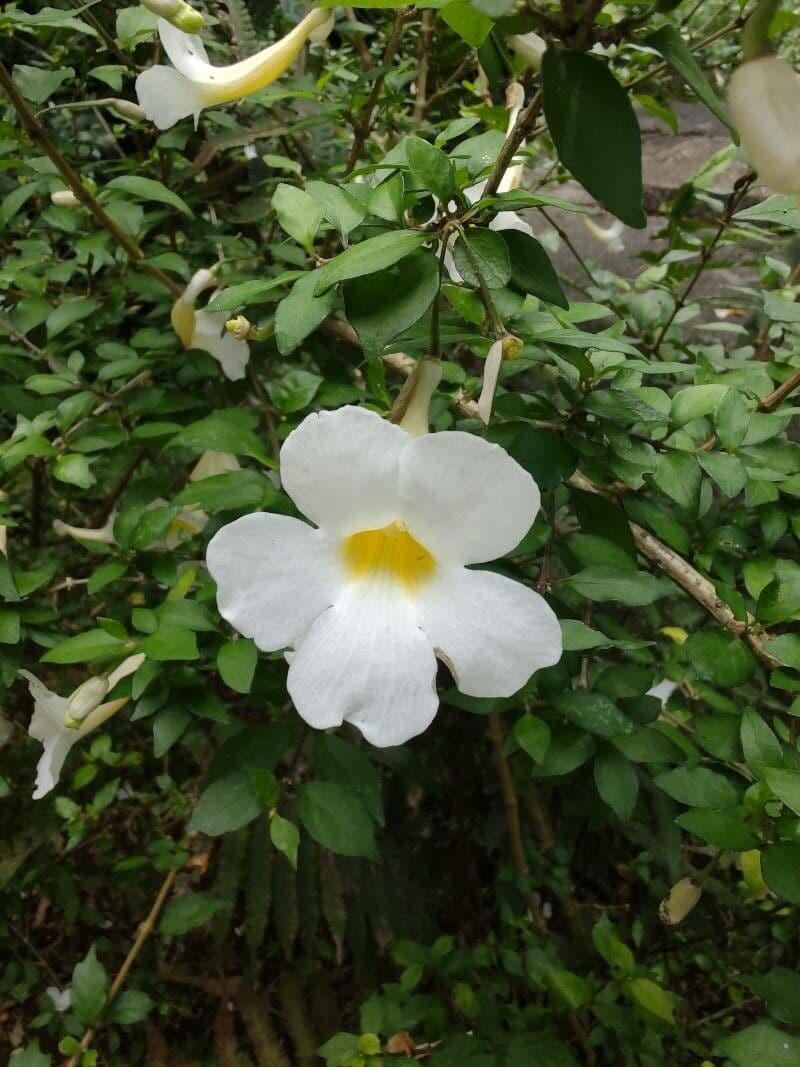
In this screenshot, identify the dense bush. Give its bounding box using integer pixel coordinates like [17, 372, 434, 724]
[2, 0, 800, 1064]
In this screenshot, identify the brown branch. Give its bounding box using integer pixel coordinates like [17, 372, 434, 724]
[481, 91, 542, 200]
[62, 868, 180, 1067]
[567, 471, 781, 670]
[412, 9, 434, 127]
[345, 9, 409, 173]
[573, 0, 605, 49]
[345, 7, 374, 71]
[0, 61, 181, 298]
[487, 713, 548, 936]
[760, 366, 800, 412]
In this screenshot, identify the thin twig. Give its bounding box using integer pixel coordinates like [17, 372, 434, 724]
[759, 366, 800, 412]
[481, 91, 542, 200]
[412, 9, 434, 127]
[62, 868, 180, 1067]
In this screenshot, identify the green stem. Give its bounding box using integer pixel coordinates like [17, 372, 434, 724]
[742, 0, 781, 60]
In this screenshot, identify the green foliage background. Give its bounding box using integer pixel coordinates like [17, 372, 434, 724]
[2, 0, 800, 1064]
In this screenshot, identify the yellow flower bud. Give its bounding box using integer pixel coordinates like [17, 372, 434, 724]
[659, 877, 702, 925]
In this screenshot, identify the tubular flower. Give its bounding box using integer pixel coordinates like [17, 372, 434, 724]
[581, 215, 626, 253]
[135, 8, 335, 130]
[171, 269, 250, 381]
[21, 654, 144, 799]
[206, 405, 562, 747]
[728, 54, 800, 195]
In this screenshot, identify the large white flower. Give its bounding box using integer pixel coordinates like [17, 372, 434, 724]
[171, 269, 250, 381]
[135, 9, 334, 130]
[21, 654, 144, 799]
[728, 54, 800, 195]
[206, 406, 562, 747]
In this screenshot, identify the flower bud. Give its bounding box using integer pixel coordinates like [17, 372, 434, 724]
[659, 877, 702, 925]
[308, 11, 335, 43]
[66, 676, 110, 725]
[226, 314, 252, 341]
[507, 32, 546, 73]
[51, 189, 80, 208]
[139, 0, 204, 32]
[728, 55, 800, 195]
[394, 359, 443, 436]
[109, 98, 145, 121]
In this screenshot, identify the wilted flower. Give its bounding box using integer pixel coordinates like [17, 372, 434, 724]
[21, 654, 144, 798]
[207, 405, 562, 747]
[728, 53, 800, 195]
[171, 269, 250, 381]
[135, 9, 335, 130]
[659, 877, 702, 925]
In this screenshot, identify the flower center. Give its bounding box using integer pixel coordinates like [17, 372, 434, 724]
[342, 521, 436, 591]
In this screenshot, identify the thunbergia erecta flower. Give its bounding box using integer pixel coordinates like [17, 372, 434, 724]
[728, 54, 800, 195]
[135, 8, 335, 130]
[172, 269, 250, 381]
[207, 405, 562, 747]
[21, 654, 144, 798]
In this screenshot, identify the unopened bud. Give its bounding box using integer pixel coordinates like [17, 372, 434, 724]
[226, 315, 252, 341]
[659, 877, 702, 925]
[507, 32, 546, 72]
[139, 0, 204, 32]
[307, 8, 335, 42]
[394, 358, 443, 436]
[501, 334, 523, 361]
[51, 189, 80, 208]
[66, 676, 110, 725]
[109, 98, 145, 121]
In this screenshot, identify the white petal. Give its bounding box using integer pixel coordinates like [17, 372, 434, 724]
[33, 730, 75, 800]
[398, 430, 540, 565]
[287, 586, 439, 747]
[192, 310, 249, 380]
[476, 339, 503, 426]
[647, 679, 678, 705]
[490, 211, 533, 237]
[206, 513, 338, 651]
[157, 17, 211, 78]
[418, 566, 562, 697]
[279, 406, 408, 535]
[135, 66, 206, 130]
[106, 653, 146, 692]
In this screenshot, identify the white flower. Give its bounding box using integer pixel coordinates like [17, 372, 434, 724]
[507, 32, 546, 73]
[581, 215, 626, 253]
[21, 655, 144, 799]
[728, 54, 800, 195]
[647, 679, 678, 705]
[171, 269, 250, 381]
[206, 406, 562, 747]
[135, 8, 335, 130]
[46, 987, 72, 1013]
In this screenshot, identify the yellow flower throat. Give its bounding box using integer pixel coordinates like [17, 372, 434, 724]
[342, 521, 436, 591]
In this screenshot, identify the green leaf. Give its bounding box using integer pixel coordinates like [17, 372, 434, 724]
[439, 0, 492, 47]
[675, 807, 759, 851]
[270, 813, 300, 868]
[500, 230, 568, 308]
[152, 706, 190, 757]
[298, 781, 377, 858]
[741, 708, 784, 773]
[546, 968, 592, 1011]
[744, 968, 800, 1026]
[451, 228, 511, 289]
[443, 282, 486, 325]
[275, 271, 337, 356]
[306, 181, 366, 237]
[9, 1040, 52, 1067]
[764, 633, 800, 670]
[542, 49, 645, 228]
[684, 627, 756, 687]
[190, 770, 263, 836]
[513, 713, 551, 764]
[654, 765, 741, 809]
[168, 410, 268, 462]
[651, 451, 701, 511]
[314, 734, 383, 825]
[272, 182, 324, 250]
[115, 5, 158, 46]
[762, 843, 800, 902]
[670, 384, 728, 427]
[217, 639, 257, 694]
[715, 387, 751, 450]
[0, 182, 41, 229]
[89, 64, 126, 91]
[108, 989, 154, 1025]
[511, 426, 577, 490]
[174, 470, 273, 512]
[645, 26, 735, 136]
[594, 747, 638, 820]
[47, 297, 100, 340]
[626, 977, 675, 1026]
[765, 767, 800, 816]
[13, 64, 74, 104]
[406, 137, 455, 202]
[314, 231, 428, 294]
[566, 566, 667, 606]
[71, 945, 108, 1025]
[344, 249, 439, 357]
[0, 610, 21, 645]
[42, 629, 126, 664]
[141, 626, 198, 662]
[106, 176, 192, 216]
[53, 453, 95, 490]
[717, 1023, 800, 1067]
[160, 892, 225, 935]
[592, 914, 634, 978]
[555, 692, 633, 738]
[205, 272, 303, 312]
[698, 452, 747, 498]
